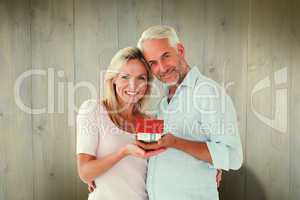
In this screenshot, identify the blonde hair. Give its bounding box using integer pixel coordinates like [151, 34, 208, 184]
[102, 47, 152, 127]
[137, 25, 180, 51]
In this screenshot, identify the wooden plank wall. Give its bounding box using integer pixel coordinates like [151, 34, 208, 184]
[0, 0, 299, 200]
[30, 0, 76, 200]
[0, 0, 33, 200]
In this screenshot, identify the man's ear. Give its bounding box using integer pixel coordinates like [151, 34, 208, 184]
[176, 43, 185, 58]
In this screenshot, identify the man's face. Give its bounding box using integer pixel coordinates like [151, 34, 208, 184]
[142, 38, 185, 85]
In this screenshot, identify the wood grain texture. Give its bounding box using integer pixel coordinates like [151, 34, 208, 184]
[30, 0, 76, 199]
[117, 0, 162, 113]
[118, 0, 161, 48]
[246, 0, 291, 199]
[0, 0, 299, 200]
[162, 0, 206, 72]
[0, 0, 33, 199]
[202, 1, 249, 199]
[290, 0, 300, 199]
[74, 0, 119, 199]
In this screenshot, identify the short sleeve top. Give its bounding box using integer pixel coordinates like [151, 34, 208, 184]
[77, 99, 148, 200]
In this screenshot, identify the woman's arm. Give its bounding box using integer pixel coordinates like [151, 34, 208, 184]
[77, 144, 145, 183]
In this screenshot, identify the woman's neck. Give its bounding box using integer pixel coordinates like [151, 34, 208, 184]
[119, 102, 136, 120]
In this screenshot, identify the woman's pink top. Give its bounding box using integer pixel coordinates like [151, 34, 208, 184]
[76, 100, 148, 200]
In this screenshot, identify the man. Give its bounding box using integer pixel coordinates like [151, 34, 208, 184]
[136, 25, 243, 200]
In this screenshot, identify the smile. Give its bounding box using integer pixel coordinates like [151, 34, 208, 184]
[161, 69, 175, 79]
[125, 91, 138, 96]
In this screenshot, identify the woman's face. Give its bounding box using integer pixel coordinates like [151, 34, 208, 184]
[114, 59, 149, 106]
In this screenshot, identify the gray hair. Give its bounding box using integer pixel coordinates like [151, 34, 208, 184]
[137, 25, 180, 51]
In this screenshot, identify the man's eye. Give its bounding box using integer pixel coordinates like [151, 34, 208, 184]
[138, 76, 147, 80]
[148, 61, 156, 67]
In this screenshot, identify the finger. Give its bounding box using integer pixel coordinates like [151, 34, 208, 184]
[136, 148, 146, 156]
[131, 145, 146, 156]
[216, 170, 222, 188]
[135, 140, 148, 148]
[136, 141, 161, 150]
[88, 186, 93, 193]
[217, 169, 222, 180]
[92, 181, 96, 189]
[144, 148, 166, 158]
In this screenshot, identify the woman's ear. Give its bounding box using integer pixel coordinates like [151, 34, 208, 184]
[176, 43, 185, 58]
[112, 77, 117, 85]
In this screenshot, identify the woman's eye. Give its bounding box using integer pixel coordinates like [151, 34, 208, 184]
[120, 75, 129, 79]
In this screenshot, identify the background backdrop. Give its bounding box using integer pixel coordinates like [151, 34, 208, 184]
[0, 0, 299, 199]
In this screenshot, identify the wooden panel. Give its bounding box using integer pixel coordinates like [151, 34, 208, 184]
[290, 0, 300, 199]
[74, 0, 118, 199]
[202, 1, 249, 199]
[162, 0, 206, 72]
[117, 0, 162, 113]
[158, 0, 206, 112]
[163, 1, 248, 199]
[74, 0, 118, 108]
[0, 0, 33, 199]
[30, 0, 76, 199]
[0, 1, 299, 199]
[246, 0, 291, 199]
[118, 0, 161, 48]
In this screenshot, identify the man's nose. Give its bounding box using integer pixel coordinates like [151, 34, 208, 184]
[158, 59, 168, 73]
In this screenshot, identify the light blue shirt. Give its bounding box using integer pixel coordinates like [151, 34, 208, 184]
[147, 67, 243, 200]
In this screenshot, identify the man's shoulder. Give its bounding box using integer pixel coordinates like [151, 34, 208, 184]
[193, 73, 224, 96]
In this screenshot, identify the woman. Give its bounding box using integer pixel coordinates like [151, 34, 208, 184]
[76, 47, 163, 200]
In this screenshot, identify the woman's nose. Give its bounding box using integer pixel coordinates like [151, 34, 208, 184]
[128, 78, 137, 90]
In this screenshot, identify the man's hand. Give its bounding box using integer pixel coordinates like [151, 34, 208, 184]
[137, 133, 213, 164]
[87, 180, 96, 193]
[135, 133, 177, 150]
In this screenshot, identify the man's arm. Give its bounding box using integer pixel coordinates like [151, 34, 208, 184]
[136, 94, 243, 171]
[172, 135, 213, 164]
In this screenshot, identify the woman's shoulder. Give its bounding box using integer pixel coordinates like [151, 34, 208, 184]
[78, 99, 105, 117]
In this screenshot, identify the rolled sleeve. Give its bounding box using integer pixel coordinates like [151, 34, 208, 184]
[197, 85, 243, 171]
[207, 142, 230, 170]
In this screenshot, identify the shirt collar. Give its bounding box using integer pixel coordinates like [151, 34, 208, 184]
[162, 66, 201, 91]
[180, 66, 201, 88]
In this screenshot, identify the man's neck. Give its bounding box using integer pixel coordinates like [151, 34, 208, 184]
[167, 62, 190, 103]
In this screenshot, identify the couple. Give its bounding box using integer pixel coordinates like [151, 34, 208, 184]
[76, 25, 243, 200]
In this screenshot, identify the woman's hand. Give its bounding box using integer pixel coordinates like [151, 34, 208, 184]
[135, 133, 177, 150]
[122, 144, 166, 158]
[123, 144, 146, 158]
